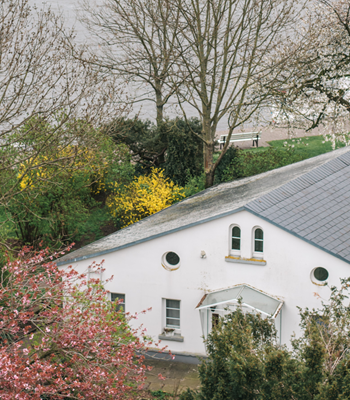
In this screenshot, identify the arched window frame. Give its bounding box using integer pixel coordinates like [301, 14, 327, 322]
[252, 226, 264, 259]
[229, 224, 241, 255]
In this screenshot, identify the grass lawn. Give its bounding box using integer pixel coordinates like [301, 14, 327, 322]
[248, 135, 346, 159]
[213, 134, 348, 184]
[214, 135, 347, 162]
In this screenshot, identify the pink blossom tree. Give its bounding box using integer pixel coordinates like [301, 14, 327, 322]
[0, 247, 155, 399]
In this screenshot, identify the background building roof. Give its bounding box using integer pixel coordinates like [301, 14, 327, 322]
[58, 147, 350, 265]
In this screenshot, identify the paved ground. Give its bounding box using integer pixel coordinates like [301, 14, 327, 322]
[144, 357, 202, 394]
[216, 125, 326, 149]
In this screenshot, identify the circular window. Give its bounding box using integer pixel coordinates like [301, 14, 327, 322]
[162, 252, 180, 271]
[166, 252, 180, 266]
[311, 267, 329, 285]
[314, 267, 329, 281]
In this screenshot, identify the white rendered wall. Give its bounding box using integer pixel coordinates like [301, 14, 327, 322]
[62, 211, 350, 355]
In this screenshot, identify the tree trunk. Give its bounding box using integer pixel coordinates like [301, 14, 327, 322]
[155, 86, 163, 126]
[205, 168, 215, 188]
[202, 110, 217, 188]
[203, 140, 215, 188]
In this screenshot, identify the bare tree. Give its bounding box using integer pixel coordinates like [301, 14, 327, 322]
[80, 0, 183, 126]
[0, 0, 126, 206]
[171, 0, 302, 187]
[268, 0, 350, 144]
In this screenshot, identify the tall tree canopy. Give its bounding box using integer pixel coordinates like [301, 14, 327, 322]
[0, 0, 125, 207]
[267, 0, 350, 144]
[81, 0, 183, 125]
[170, 0, 302, 187]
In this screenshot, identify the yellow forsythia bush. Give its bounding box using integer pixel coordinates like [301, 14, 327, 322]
[107, 168, 185, 228]
[18, 146, 109, 193]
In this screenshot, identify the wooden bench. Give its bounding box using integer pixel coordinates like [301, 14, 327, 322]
[218, 131, 261, 149]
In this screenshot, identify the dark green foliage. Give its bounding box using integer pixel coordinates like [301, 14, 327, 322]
[215, 147, 303, 183]
[108, 117, 203, 184]
[7, 175, 93, 247]
[151, 390, 171, 399]
[185, 308, 297, 400]
[181, 279, 350, 400]
[214, 146, 238, 184]
[108, 118, 168, 172]
[164, 118, 203, 186]
[5, 170, 118, 249]
[183, 174, 206, 197]
[180, 389, 197, 400]
[3, 137, 134, 250]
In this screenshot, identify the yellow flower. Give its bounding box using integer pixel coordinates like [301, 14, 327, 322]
[106, 168, 185, 227]
[17, 145, 109, 192]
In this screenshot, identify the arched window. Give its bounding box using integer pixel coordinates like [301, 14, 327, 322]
[231, 226, 241, 251]
[254, 228, 264, 253]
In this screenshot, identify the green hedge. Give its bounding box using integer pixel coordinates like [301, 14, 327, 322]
[215, 147, 303, 183]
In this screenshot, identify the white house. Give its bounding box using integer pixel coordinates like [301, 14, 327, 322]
[58, 147, 350, 356]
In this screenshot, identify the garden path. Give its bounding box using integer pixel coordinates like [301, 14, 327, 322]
[216, 125, 331, 149]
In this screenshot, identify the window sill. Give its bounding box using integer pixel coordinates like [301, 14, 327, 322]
[158, 333, 184, 342]
[225, 255, 266, 266]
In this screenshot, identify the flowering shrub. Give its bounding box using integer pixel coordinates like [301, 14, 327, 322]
[107, 168, 185, 228]
[18, 141, 120, 194]
[0, 247, 152, 399]
[6, 136, 134, 247]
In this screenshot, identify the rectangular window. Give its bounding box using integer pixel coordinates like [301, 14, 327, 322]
[254, 228, 264, 253]
[254, 240, 263, 252]
[166, 299, 180, 328]
[111, 293, 125, 312]
[231, 226, 241, 251]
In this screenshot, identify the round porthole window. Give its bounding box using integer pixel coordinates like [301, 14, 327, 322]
[311, 267, 329, 285]
[162, 251, 180, 271]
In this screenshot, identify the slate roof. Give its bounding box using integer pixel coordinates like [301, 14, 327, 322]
[58, 146, 350, 266]
[246, 150, 350, 262]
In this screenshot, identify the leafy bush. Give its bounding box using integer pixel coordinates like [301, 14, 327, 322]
[108, 117, 168, 171]
[183, 174, 206, 197]
[151, 390, 171, 399]
[164, 118, 203, 186]
[108, 117, 203, 185]
[5, 136, 133, 249]
[8, 175, 93, 246]
[180, 279, 350, 400]
[214, 146, 239, 184]
[215, 147, 303, 183]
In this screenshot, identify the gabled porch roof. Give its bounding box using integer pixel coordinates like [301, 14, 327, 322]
[196, 284, 283, 318]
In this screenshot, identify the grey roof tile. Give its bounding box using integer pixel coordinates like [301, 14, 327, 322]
[339, 249, 350, 257]
[246, 148, 350, 263]
[333, 243, 348, 252]
[305, 232, 320, 240]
